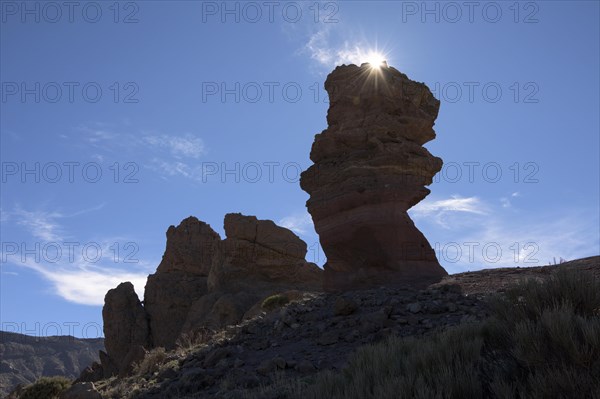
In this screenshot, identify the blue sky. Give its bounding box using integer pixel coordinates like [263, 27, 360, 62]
[1, 1, 598, 338]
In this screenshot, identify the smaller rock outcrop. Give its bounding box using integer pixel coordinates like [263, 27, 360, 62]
[101, 213, 323, 377]
[208, 213, 321, 293]
[144, 216, 220, 349]
[184, 213, 322, 331]
[101, 282, 150, 376]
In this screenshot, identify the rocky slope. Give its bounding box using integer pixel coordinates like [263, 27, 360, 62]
[300, 63, 447, 291]
[0, 332, 104, 397]
[91, 256, 598, 399]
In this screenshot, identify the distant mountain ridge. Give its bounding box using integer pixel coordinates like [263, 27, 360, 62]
[0, 331, 104, 398]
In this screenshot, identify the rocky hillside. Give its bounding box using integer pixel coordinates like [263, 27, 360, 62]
[0, 332, 103, 397]
[88, 256, 598, 398]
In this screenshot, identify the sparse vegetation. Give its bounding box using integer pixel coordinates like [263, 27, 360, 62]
[261, 293, 290, 311]
[133, 347, 167, 376]
[76, 264, 600, 399]
[18, 376, 71, 399]
[176, 327, 214, 352]
[241, 267, 600, 399]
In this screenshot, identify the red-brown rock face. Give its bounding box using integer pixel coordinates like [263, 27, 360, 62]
[300, 63, 448, 291]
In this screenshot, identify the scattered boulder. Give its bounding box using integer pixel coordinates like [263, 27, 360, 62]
[300, 63, 448, 291]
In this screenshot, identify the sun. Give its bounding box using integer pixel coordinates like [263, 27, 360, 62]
[364, 51, 387, 69]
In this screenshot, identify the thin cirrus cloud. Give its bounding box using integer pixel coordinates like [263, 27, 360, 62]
[2, 206, 153, 306]
[141, 134, 205, 159]
[74, 124, 206, 180]
[278, 211, 326, 266]
[410, 195, 488, 229]
[278, 212, 314, 235]
[302, 25, 389, 70]
[500, 191, 521, 208]
[410, 195, 488, 216]
[443, 211, 599, 272]
[410, 195, 598, 272]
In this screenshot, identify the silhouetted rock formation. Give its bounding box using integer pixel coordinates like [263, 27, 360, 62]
[184, 214, 322, 331]
[100, 214, 322, 376]
[144, 216, 219, 349]
[102, 282, 150, 376]
[210, 213, 321, 293]
[300, 63, 448, 291]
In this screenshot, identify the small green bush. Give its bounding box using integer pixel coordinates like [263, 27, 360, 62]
[19, 376, 71, 399]
[261, 294, 289, 311]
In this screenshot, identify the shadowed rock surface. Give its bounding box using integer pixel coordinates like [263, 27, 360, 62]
[300, 63, 447, 291]
[144, 216, 220, 349]
[102, 283, 150, 377]
[100, 214, 322, 377]
[209, 213, 321, 293]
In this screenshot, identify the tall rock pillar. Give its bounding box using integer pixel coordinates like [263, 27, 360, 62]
[300, 63, 447, 291]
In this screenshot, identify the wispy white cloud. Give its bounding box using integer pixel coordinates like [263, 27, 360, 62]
[76, 125, 206, 181]
[305, 27, 385, 68]
[500, 191, 521, 208]
[278, 211, 326, 266]
[80, 126, 205, 158]
[279, 212, 314, 235]
[411, 195, 488, 216]
[301, 23, 389, 71]
[0, 208, 9, 223]
[86, 129, 117, 143]
[410, 195, 488, 229]
[147, 158, 197, 180]
[37, 264, 148, 306]
[12, 207, 65, 242]
[91, 154, 104, 162]
[457, 212, 597, 269]
[413, 195, 599, 272]
[142, 134, 205, 159]
[3, 206, 153, 305]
